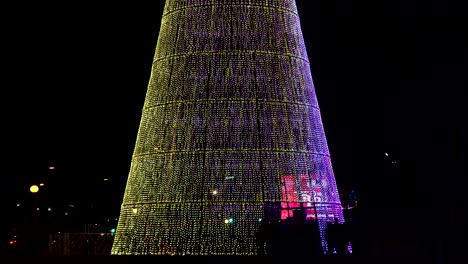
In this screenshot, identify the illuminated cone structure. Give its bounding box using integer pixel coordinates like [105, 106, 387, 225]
[112, 0, 346, 255]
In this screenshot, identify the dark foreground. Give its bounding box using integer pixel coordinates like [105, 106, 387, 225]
[2, 255, 460, 264]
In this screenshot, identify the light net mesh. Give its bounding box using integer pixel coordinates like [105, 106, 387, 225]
[112, 0, 345, 255]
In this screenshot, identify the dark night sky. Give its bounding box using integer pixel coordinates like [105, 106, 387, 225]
[4, 0, 466, 248]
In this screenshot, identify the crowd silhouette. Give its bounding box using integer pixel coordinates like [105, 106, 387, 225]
[254, 213, 353, 256]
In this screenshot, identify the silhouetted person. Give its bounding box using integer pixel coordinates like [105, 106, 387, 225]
[256, 220, 279, 255]
[336, 221, 351, 255]
[325, 218, 351, 255]
[255, 221, 268, 255]
[325, 221, 338, 255]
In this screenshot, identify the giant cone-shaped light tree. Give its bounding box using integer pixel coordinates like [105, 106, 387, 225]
[112, 0, 346, 255]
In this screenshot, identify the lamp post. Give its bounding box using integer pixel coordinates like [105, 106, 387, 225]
[28, 183, 48, 255]
[24, 184, 40, 255]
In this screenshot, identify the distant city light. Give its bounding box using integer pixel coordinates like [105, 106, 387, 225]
[229, 218, 234, 224]
[110, 228, 116, 233]
[48, 207, 52, 211]
[64, 212, 69, 216]
[30, 185, 39, 193]
[385, 153, 389, 156]
[224, 219, 229, 224]
[39, 183, 45, 186]
[212, 190, 218, 195]
[36, 208, 40, 211]
[49, 166, 55, 170]
[103, 178, 109, 181]
[16, 203, 20, 207]
[258, 218, 262, 222]
[132, 208, 138, 214]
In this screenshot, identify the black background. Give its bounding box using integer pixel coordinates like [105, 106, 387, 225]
[3, 0, 466, 257]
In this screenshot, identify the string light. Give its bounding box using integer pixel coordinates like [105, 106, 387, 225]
[112, 0, 347, 255]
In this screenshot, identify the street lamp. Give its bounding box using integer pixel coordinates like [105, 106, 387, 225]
[30, 185, 39, 193]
